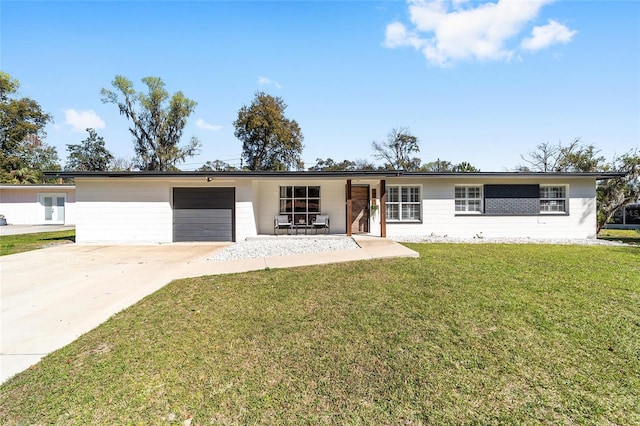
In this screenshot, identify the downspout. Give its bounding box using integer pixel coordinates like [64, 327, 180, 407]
[380, 179, 386, 238]
[346, 179, 352, 237]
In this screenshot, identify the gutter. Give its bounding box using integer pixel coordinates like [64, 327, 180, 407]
[43, 170, 627, 180]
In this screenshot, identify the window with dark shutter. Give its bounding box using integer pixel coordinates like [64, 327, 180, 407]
[484, 184, 540, 215]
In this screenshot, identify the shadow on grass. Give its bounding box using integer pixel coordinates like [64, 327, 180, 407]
[43, 235, 76, 243]
[598, 236, 640, 246]
[598, 229, 640, 246]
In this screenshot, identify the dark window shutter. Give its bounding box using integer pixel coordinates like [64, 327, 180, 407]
[484, 184, 539, 215]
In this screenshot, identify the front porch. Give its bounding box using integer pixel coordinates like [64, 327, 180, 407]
[267, 178, 390, 238]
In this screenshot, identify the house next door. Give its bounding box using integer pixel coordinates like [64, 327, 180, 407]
[351, 185, 369, 234]
[39, 194, 66, 224]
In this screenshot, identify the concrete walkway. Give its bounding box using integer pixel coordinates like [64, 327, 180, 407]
[0, 236, 417, 383]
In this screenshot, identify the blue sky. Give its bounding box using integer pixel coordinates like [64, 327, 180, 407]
[2, 0, 638, 171]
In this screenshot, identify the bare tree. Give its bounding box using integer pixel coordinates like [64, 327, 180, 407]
[520, 141, 562, 172]
[109, 156, 135, 171]
[371, 127, 421, 171]
[520, 138, 606, 172]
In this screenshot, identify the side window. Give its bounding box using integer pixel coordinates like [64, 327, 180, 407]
[455, 186, 483, 213]
[540, 186, 568, 213]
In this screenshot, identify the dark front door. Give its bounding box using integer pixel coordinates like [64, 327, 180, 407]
[351, 185, 369, 234]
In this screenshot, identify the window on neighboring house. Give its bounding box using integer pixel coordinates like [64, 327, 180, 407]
[455, 186, 483, 213]
[386, 185, 421, 221]
[279, 186, 321, 225]
[540, 185, 567, 213]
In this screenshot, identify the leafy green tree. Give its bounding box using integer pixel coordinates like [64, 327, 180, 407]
[197, 160, 239, 172]
[0, 71, 56, 183]
[597, 150, 640, 232]
[417, 160, 479, 172]
[309, 158, 387, 172]
[4, 134, 61, 183]
[308, 158, 384, 171]
[354, 158, 382, 171]
[233, 91, 304, 171]
[421, 159, 454, 172]
[100, 75, 200, 171]
[559, 141, 606, 172]
[371, 127, 421, 171]
[309, 158, 357, 171]
[65, 128, 114, 171]
[452, 161, 480, 172]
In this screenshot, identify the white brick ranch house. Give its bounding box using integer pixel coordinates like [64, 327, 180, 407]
[44, 170, 623, 244]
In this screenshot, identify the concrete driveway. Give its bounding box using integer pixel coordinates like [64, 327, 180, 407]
[1, 237, 417, 383]
[1, 243, 232, 383]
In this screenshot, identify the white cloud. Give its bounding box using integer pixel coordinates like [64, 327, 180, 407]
[196, 118, 222, 131]
[384, 21, 425, 49]
[384, 0, 573, 66]
[258, 76, 282, 89]
[64, 109, 105, 132]
[521, 19, 577, 51]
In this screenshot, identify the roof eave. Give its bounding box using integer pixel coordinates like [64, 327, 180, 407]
[43, 170, 627, 180]
[42, 170, 405, 180]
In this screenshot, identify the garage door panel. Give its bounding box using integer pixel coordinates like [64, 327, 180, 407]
[174, 227, 232, 242]
[174, 227, 232, 235]
[173, 188, 235, 242]
[173, 209, 232, 220]
[174, 233, 231, 242]
[173, 188, 234, 209]
[173, 223, 233, 233]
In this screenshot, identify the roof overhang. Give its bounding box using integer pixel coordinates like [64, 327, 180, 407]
[44, 170, 404, 180]
[0, 184, 76, 190]
[403, 172, 627, 180]
[43, 170, 627, 180]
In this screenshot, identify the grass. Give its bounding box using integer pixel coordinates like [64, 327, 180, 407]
[598, 228, 640, 245]
[1, 243, 638, 425]
[0, 230, 76, 256]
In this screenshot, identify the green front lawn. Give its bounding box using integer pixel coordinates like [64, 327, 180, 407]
[1, 243, 638, 424]
[0, 230, 76, 256]
[598, 228, 640, 245]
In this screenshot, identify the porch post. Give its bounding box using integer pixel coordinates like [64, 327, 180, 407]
[380, 179, 386, 238]
[346, 179, 352, 236]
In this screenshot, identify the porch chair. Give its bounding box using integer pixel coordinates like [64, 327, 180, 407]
[274, 215, 292, 235]
[311, 215, 330, 234]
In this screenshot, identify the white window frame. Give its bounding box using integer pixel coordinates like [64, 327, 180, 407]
[386, 185, 421, 222]
[454, 185, 483, 214]
[279, 185, 321, 225]
[540, 185, 568, 214]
